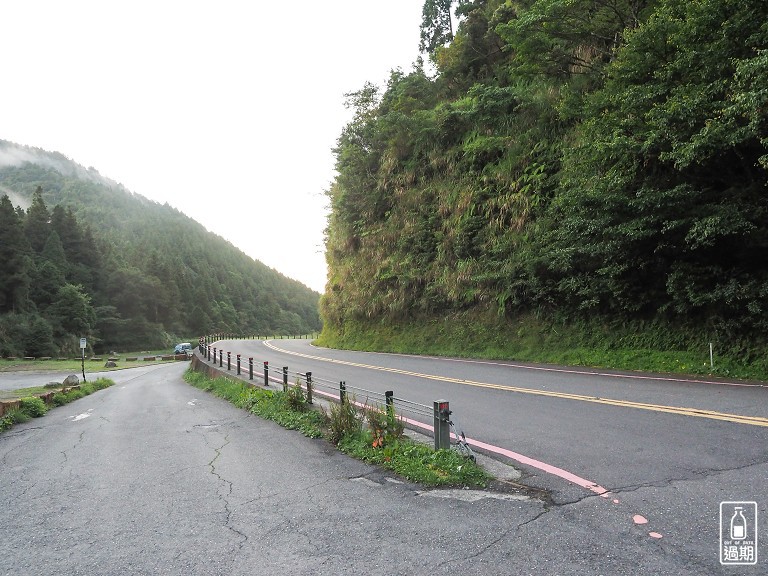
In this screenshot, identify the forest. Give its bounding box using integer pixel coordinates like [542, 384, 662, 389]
[0, 142, 321, 356]
[320, 0, 768, 371]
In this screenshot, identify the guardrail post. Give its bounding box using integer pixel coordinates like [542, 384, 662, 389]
[236, 354, 241, 375]
[212, 347, 216, 363]
[385, 391, 394, 423]
[340, 381, 346, 404]
[249, 357, 253, 380]
[306, 372, 313, 404]
[227, 351, 231, 371]
[433, 400, 451, 451]
[283, 366, 288, 392]
[263, 361, 269, 386]
[219, 349, 223, 368]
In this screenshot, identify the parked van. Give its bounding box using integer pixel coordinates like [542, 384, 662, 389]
[174, 342, 192, 355]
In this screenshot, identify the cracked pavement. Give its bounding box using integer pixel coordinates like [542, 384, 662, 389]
[0, 361, 764, 575]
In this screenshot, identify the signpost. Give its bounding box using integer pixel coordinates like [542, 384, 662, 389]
[80, 337, 87, 382]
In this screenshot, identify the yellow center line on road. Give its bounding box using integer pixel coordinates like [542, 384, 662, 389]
[264, 341, 768, 428]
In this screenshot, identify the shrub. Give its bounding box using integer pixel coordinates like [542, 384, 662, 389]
[51, 392, 68, 406]
[65, 389, 85, 401]
[365, 402, 405, 449]
[0, 413, 15, 432]
[19, 397, 47, 418]
[326, 397, 363, 445]
[4, 409, 30, 426]
[91, 378, 113, 391]
[284, 381, 308, 412]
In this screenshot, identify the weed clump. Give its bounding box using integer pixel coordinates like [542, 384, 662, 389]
[326, 396, 363, 445]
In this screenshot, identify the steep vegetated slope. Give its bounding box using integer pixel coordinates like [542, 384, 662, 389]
[320, 0, 768, 377]
[0, 140, 321, 355]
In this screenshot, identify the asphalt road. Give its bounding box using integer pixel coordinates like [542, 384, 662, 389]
[1, 344, 765, 574]
[206, 338, 768, 573]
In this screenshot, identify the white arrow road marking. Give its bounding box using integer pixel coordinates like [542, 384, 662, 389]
[71, 409, 94, 422]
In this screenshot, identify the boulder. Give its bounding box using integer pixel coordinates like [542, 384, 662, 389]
[63, 374, 80, 387]
[104, 360, 117, 368]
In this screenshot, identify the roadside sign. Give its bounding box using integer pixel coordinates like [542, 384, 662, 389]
[80, 338, 87, 349]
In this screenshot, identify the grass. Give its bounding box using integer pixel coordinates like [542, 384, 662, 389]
[0, 377, 115, 434]
[0, 348, 185, 401]
[0, 349, 187, 378]
[183, 369, 489, 488]
[316, 311, 768, 382]
[0, 385, 56, 402]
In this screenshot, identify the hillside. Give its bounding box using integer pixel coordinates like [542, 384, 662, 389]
[0, 140, 321, 355]
[319, 0, 768, 376]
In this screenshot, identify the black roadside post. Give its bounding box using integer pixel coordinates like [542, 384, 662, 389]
[219, 349, 223, 368]
[306, 372, 313, 404]
[249, 357, 253, 380]
[385, 391, 394, 424]
[263, 361, 269, 386]
[227, 351, 231, 371]
[283, 366, 288, 392]
[433, 400, 451, 451]
[340, 381, 346, 404]
[236, 354, 241, 375]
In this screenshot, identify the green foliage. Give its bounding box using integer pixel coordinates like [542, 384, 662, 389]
[419, 0, 455, 55]
[64, 389, 85, 401]
[183, 370, 326, 438]
[0, 413, 15, 432]
[364, 403, 405, 449]
[0, 194, 32, 314]
[184, 369, 488, 486]
[51, 392, 68, 407]
[1, 409, 29, 428]
[0, 141, 322, 356]
[322, 0, 768, 372]
[284, 381, 308, 412]
[337, 434, 489, 487]
[496, 0, 653, 79]
[18, 396, 47, 418]
[326, 397, 363, 445]
[545, 0, 768, 333]
[318, 310, 768, 381]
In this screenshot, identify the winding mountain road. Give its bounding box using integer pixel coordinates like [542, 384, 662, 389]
[217, 338, 768, 570]
[1, 341, 765, 574]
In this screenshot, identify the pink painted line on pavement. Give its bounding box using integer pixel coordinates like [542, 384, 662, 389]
[396, 413, 609, 495]
[466, 436, 608, 495]
[275, 378, 664, 538]
[277, 379, 609, 495]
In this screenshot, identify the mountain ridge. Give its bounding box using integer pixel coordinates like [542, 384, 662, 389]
[0, 138, 321, 356]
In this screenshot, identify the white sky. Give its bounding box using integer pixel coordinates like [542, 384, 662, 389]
[0, 1, 426, 293]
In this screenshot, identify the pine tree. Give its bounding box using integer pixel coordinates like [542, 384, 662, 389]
[24, 186, 51, 253]
[0, 195, 33, 313]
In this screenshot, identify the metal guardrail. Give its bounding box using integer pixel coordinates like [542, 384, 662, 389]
[196, 338, 461, 452]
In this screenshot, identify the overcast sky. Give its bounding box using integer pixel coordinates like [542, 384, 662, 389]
[0, 1, 426, 293]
